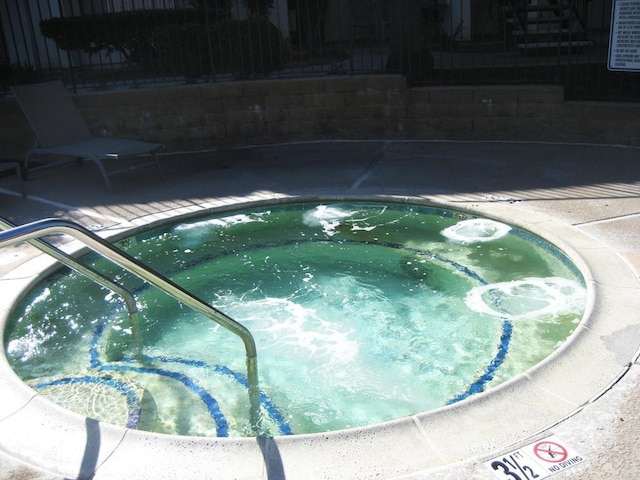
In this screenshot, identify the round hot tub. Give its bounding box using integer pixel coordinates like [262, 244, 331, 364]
[0, 195, 636, 480]
[5, 201, 586, 438]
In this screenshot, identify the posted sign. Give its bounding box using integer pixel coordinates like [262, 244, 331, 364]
[609, 0, 640, 71]
[485, 435, 586, 479]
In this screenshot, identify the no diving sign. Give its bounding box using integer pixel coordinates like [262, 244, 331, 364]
[485, 435, 585, 479]
[532, 439, 569, 463]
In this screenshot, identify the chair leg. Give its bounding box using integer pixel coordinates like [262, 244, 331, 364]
[152, 153, 165, 182]
[24, 153, 33, 180]
[15, 163, 26, 197]
[92, 159, 113, 193]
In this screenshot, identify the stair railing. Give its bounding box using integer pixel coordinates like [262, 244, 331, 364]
[0, 218, 261, 433]
[506, 0, 591, 39]
[0, 216, 144, 356]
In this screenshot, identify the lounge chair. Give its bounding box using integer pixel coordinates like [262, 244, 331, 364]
[12, 81, 164, 193]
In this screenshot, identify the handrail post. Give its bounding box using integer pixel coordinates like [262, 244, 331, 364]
[247, 355, 261, 430]
[0, 218, 261, 434]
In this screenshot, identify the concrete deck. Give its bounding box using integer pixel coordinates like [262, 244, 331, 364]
[0, 140, 638, 479]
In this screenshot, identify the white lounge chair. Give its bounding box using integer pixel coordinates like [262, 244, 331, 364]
[12, 81, 164, 193]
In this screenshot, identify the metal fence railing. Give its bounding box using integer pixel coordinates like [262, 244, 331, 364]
[1, 0, 638, 101]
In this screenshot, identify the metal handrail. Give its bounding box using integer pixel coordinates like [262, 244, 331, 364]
[0, 216, 143, 356]
[0, 218, 261, 432]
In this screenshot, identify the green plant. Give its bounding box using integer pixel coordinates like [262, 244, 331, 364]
[154, 17, 285, 80]
[1, 62, 44, 85]
[153, 23, 210, 81]
[243, 0, 275, 17]
[218, 18, 285, 76]
[39, 9, 231, 71]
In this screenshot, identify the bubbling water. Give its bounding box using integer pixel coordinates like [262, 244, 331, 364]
[466, 277, 587, 321]
[441, 218, 512, 243]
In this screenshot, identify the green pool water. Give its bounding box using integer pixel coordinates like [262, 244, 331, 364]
[4, 202, 586, 437]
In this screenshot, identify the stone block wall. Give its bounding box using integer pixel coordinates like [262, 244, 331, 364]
[1, 75, 639, 161]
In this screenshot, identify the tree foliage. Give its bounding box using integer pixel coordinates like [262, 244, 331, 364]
[154, 17, 285, 80]
[39, 9, 231, 70]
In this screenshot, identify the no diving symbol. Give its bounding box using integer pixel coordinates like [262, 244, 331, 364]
[533, 440, 568, 463]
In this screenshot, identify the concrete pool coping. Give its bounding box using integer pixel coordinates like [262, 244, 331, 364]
[0, 141, 639, 479]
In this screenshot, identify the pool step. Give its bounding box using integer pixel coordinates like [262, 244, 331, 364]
[30, 373, 145, 429]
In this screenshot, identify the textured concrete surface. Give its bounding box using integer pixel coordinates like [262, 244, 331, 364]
[0, 140, 638, 479]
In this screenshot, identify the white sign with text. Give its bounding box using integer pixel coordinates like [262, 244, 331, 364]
[609, 0, 640, 71]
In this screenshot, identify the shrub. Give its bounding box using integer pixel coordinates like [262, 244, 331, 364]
[39, 9, 231, 71]
[1, 62, 44, 86]
[154, 17, 286, 80]
[153, 23, 210, 81]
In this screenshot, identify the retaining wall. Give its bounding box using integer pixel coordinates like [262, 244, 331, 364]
[1, 75, 639, 160]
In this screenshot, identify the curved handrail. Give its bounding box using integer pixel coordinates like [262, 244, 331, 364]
[0, 218, 261, 432]
[0, 216, 143, 356]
